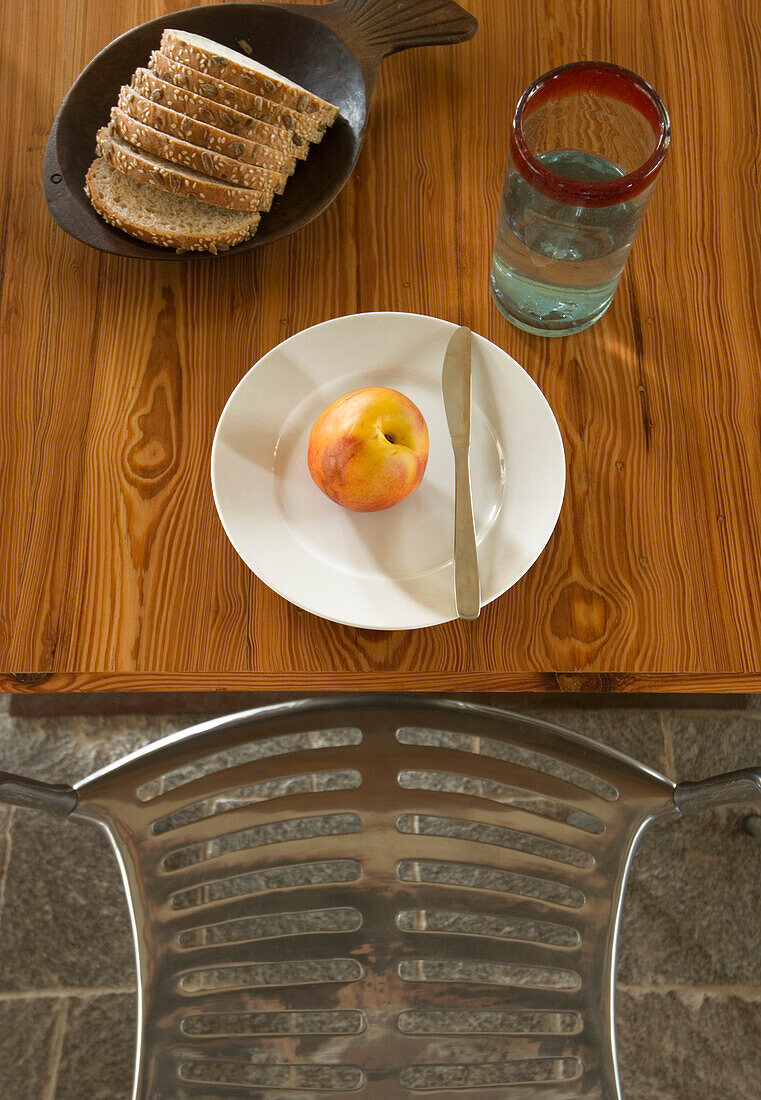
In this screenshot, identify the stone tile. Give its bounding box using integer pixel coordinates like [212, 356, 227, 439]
[520, 708, 668, 773]
[463, 692, 755, 711]
[0, 712, 190, 786]
[616, 989, 761, 1099]
[0, 713, 190, 994]
[0, 805, 11, 874]
[7, 691, 757, 719]
[669, 713, 761, 781]
[55, 994, 136, 1100]
[0, 698, 758, 1099]
[616, 807, 761, 985]
[0, 809, 136, 992]
[0, 997, 60, 1096]
[7, 691, 301, 718]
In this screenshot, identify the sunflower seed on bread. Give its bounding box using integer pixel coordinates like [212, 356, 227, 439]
[117, 88, 297, 176]
[85, 158, 260, 252]
[132, 68, 307, 159]
[149, 51, 327, 144]
[109, 107, 287, 193]
[86, 29, 340, 252]
[160, 28, 339, 127]
[96, 128, 272, 212]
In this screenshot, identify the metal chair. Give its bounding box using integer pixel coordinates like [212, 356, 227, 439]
[1, 696, 759, 1099]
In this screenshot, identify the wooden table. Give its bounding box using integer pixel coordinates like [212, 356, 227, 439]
[2, 0, 761, 695]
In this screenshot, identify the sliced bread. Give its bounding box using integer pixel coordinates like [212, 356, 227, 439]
[149, 51, 327, 144]
[109, 107, 287, 194]
[131, 69, 307, 159]
[118, 87, 296, 176]
[96, 128, 272, 212]
[160, 29, 339, 126]
[85, 159, 260, 253]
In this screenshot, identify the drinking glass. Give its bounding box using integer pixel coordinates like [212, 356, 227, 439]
[490, 62, 671, 336]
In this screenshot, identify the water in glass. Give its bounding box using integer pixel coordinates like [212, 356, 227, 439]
[491, 149, 646, 336]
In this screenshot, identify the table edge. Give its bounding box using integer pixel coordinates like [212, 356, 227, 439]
[3, 672, 761, 694]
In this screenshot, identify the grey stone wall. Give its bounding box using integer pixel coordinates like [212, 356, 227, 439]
[0, 695, 759, 1098]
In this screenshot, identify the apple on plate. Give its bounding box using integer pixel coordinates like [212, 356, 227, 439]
[307, 386, 429, 512]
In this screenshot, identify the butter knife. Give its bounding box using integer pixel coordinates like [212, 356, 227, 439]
[442, 326, 481, 620]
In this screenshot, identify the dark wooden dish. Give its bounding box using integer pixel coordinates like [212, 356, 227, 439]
[43, 0, 477, 260]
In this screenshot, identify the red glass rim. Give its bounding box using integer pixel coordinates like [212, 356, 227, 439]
[509, 62, 671, 207]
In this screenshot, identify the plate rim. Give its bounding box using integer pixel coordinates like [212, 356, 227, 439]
[210, 310, 566, 629]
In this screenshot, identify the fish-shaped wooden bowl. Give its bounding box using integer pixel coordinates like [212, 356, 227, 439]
[43, 0, 477, 259]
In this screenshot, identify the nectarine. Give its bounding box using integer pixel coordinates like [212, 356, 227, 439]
[307, 387, 429, 512]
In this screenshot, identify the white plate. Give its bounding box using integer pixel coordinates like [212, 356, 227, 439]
[211, 312, 565, 629]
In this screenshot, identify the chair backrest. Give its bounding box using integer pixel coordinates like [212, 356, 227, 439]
[69, 696, 679, 1100]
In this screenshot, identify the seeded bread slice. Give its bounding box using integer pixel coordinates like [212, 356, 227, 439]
[150, 51, 327, 144]
[132, 69, 307, 159]
[96, 128, 272, 212]
[160, 29, 339, 127]
[118, 87, 296, 176]
[110, 107, 287, 194]
[85, 159, 260, 253]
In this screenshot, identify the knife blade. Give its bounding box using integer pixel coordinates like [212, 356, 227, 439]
[442, 326, 481, 620]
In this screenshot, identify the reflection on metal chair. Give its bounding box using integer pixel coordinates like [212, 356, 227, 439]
[1, 696, 759, 1099]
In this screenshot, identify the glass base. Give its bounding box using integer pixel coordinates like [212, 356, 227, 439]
[489, 275, 616, 337]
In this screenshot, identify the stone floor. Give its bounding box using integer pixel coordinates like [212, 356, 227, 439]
[0, 693, 760, 1099]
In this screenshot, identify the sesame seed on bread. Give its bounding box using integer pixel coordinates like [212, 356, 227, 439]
[109, 107, 287, 194]
[85, 158, 260, 253]
[132, 68, 306, 158]
[85, 31, 340, 252]
[149, 51, 327, 144]
[117, 87, 296, 176]
[96, 128, 272, 212]
[160, 28, 339, 127]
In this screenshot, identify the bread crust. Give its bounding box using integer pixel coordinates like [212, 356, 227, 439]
[117, 87, 296, 175]
[97, 128, 272, 212]
[85, 159, 260, 253]
[132, 69, 307, 159]
[161, 29, 339, 127]
[110, 107, 287, 194]
[84, 32, 340, 251]
[150, 51, 326, 144]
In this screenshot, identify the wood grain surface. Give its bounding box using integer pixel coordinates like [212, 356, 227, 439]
[1, 0, 760, 691]
[4, 672, 761, 695]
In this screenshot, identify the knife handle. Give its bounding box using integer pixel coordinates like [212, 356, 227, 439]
[453, 446, 481, 620]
